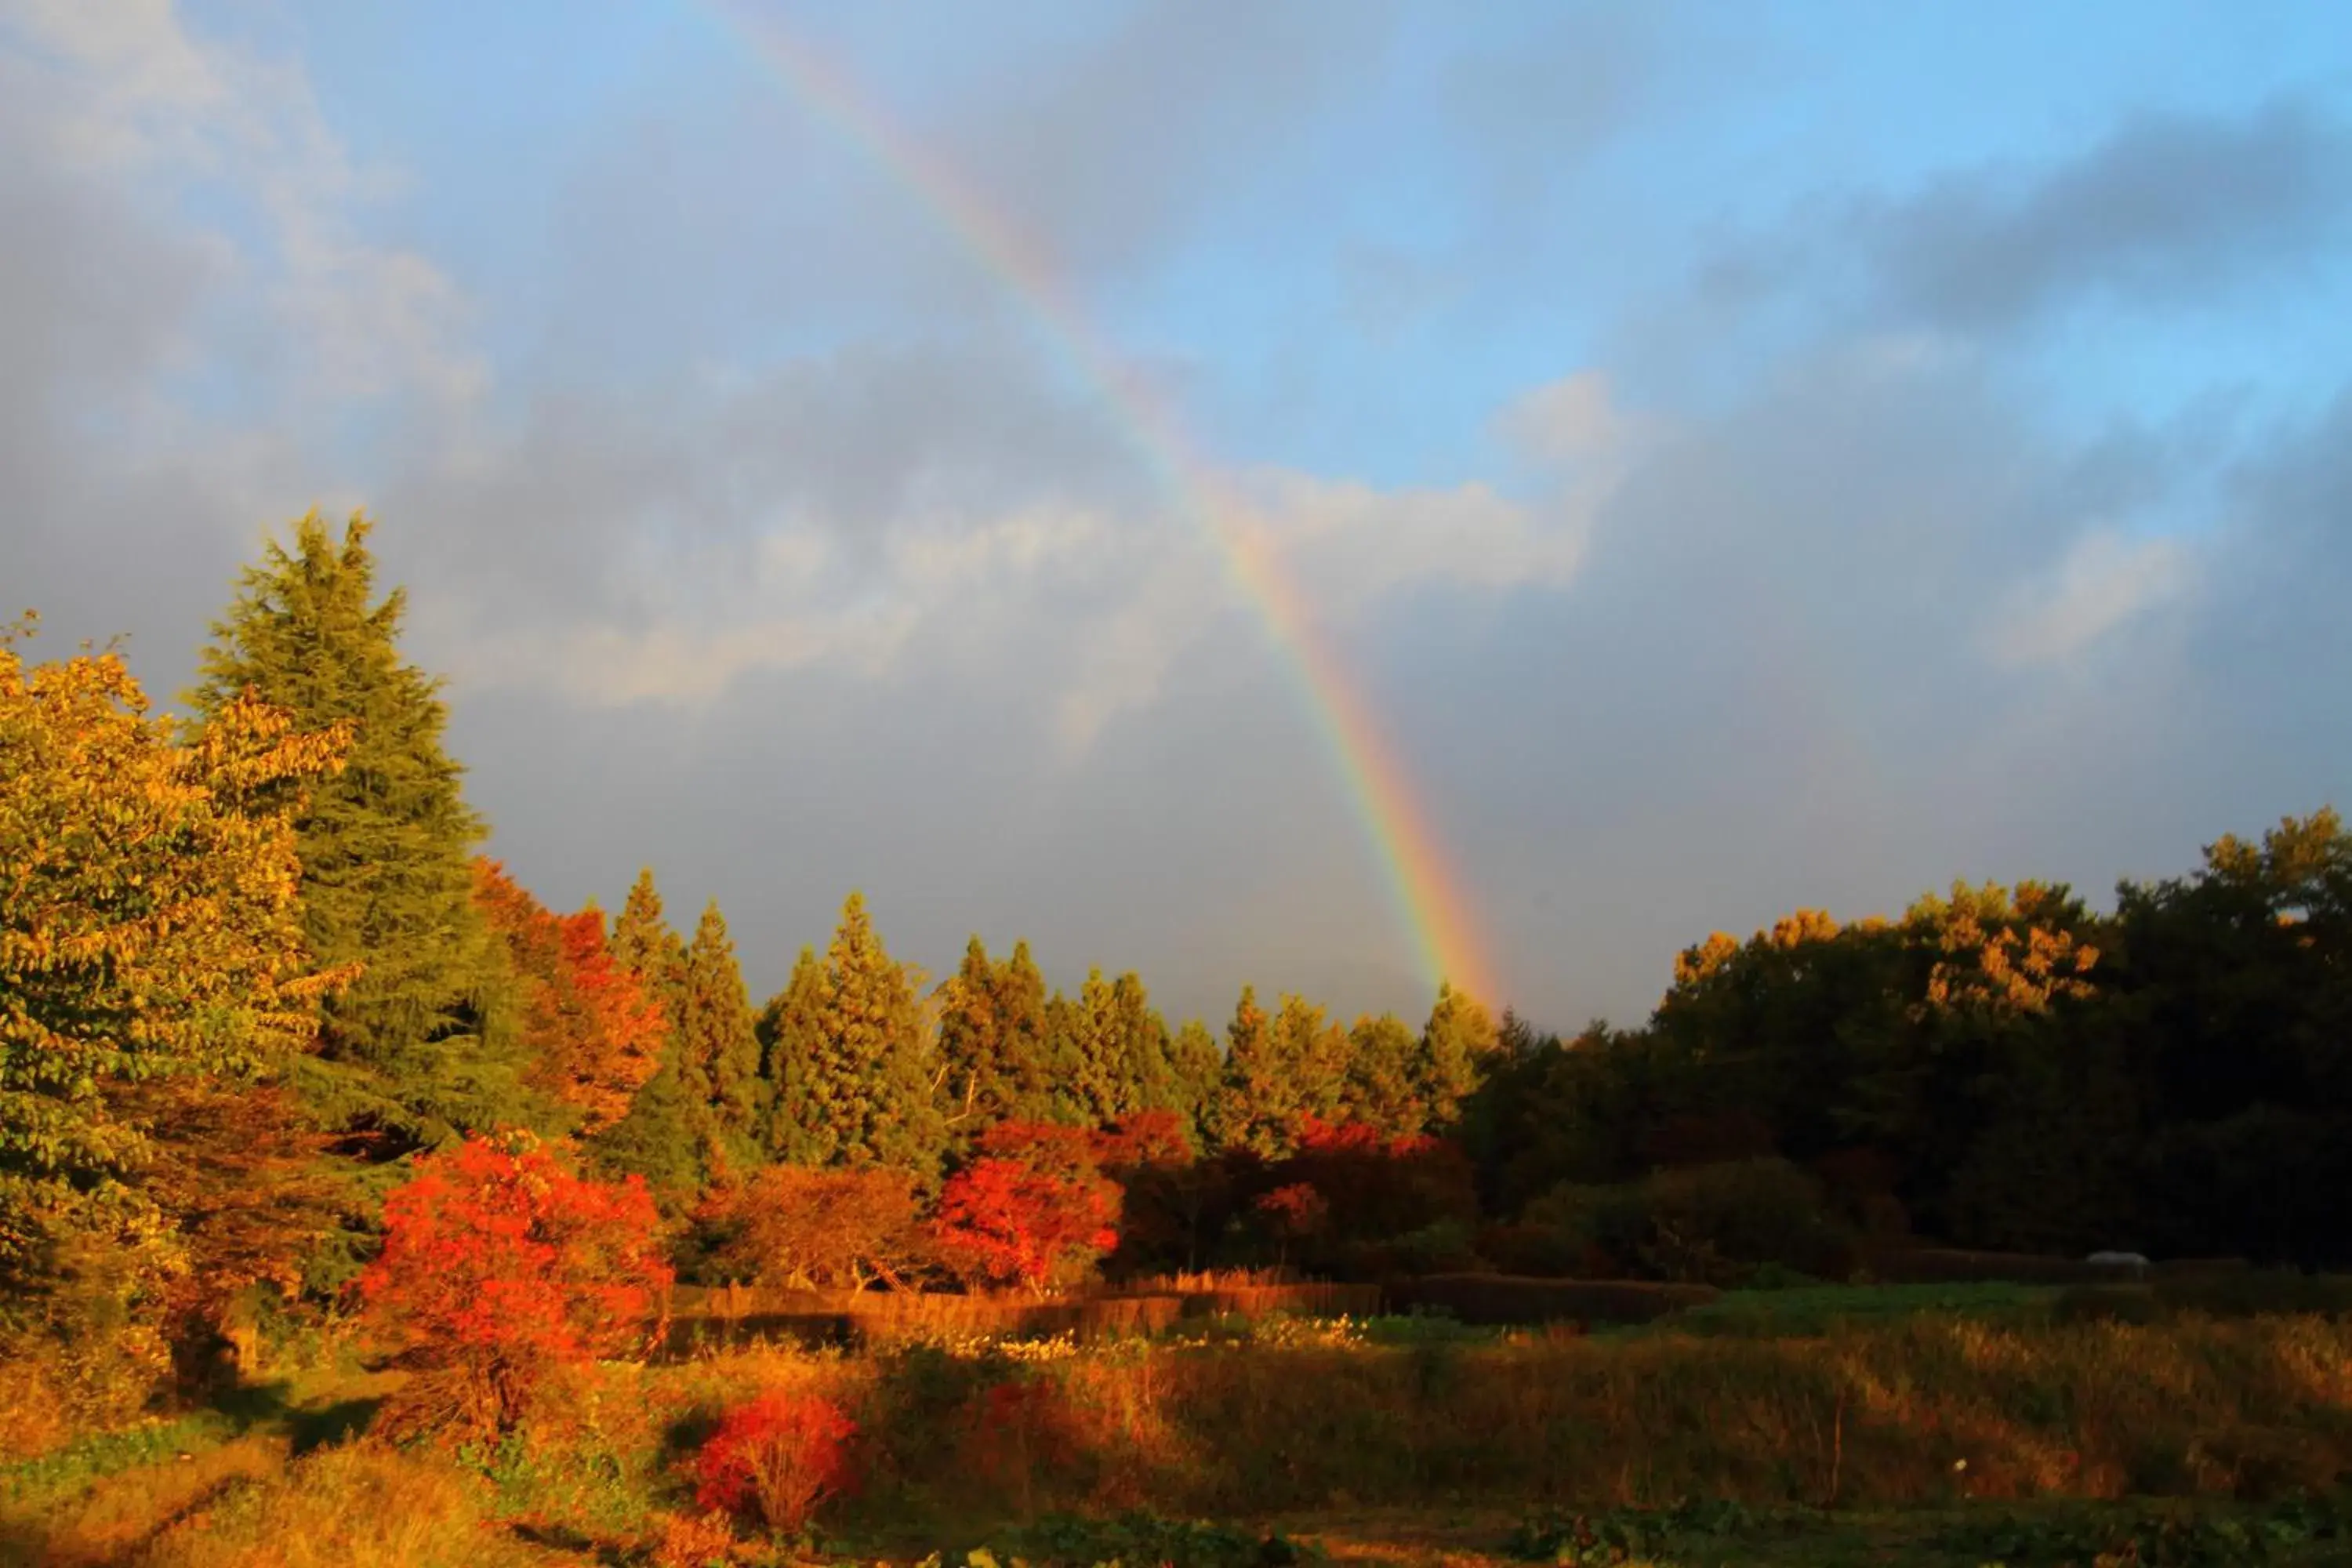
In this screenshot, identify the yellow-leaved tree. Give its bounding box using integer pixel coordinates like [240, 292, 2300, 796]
[1, 615, 352, 1405]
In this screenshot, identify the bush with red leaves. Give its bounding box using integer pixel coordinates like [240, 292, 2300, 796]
[692, 1389, 860, 1534]
[358, 1134, 670, 1435]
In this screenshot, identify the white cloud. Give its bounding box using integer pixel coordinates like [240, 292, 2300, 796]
[1, 0, 484, 413]
[1984, 526, 2193, 667]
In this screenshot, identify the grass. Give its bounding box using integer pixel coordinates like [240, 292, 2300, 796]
[8, 1285, 2350, 1564]
[1623, 1280, 2059, 1338]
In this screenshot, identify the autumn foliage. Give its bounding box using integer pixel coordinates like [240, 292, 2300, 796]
[702, 1164, 924, 1290]
[358, 1134, 670, 1434]
[691, 1389, 860, 1534]
[474, 859, 666, 1134]
[933, 1121, 1121, 1294]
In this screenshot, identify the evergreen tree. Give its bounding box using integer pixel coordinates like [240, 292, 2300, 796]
[610, 868, 688, 1043]
[1167, 1019, 1225, 1147]
[188, 511, 539, 1149]
[756, 946, 828, 1163]
[802, 893, 949, 1177]
[1341, 1013, 1425, 1137]
[1416, 980, 1498, 1131]
[1110, 972, 1178, 1113]
[587, 866, 703, 1197]
[679, 900, 761, 1174]
[936, 938, 1057, 1131]
[586, 1045, 704, 1202]
[1214, 985, 1295, 1156]
[1062, 969, 1125, 1125]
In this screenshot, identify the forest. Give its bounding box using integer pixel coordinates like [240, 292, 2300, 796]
[5, 511, 2350, 1566]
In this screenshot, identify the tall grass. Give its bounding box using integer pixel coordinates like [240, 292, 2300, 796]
[477, 1312, 2352, 1544]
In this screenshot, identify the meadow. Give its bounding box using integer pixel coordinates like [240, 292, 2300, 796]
[8, 1277, 2350, 1568]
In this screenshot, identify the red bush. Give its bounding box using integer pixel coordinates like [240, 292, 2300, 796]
[358, 1134, 670, 1433]
[692, 1389, 860, 1534]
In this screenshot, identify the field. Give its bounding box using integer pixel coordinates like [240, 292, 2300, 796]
[7, 1281, 2350, 1568]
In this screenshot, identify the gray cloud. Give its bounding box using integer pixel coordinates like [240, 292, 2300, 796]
[1722, 100, 2352, 343]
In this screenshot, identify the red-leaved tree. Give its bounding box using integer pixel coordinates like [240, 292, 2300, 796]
[358, 1133, 671, 1435]
[933, 1121, 1120, 1295]
[474, 859, 666, 1134]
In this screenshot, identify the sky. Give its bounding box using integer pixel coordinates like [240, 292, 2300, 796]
[4, 1, 2350, 1033]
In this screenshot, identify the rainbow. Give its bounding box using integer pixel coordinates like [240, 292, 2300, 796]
[691, 2, 1501, 1011]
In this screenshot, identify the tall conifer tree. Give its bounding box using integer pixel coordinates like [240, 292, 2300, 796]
[800, 894, 949, 1176]
[590, 869, 703, 1195]
[1167, 1019, 1225, 1146]
[1417, 980, 1498, 1131]
[611, 868, 688, 1040]
[1342, 1013, 1425, 1137]
[679, 899, 761, 1174]
[756, 946, 828, 1163]
[188, 511, 539, 1147]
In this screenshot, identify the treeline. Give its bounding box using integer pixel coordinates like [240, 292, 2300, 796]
[4, 511, 2347, 1417]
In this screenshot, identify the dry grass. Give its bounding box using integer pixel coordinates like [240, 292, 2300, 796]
[128, 1443, 559, 1568]
[521, 1310, 2352, 1533]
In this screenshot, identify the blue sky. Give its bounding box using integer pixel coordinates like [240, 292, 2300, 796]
[5, 2, 2349, 1029]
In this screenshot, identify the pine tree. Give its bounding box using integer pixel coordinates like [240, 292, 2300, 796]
[1341, 1013, 1425, 1138]
[1167, 1020, 1225, 1148]
[679, 900, 761, 1175]
[1417, 980, 1499, 1131]
[1212, 985, 1285, 1156]
[587, 868, 702, 1197]
[802, 893, 949, 1177]
[1109, 972, 1177, 1113]
[993, 942, 1058, 1122]
[611, 868, 688, 1043]
[756, 947, 828, 1163]
[1062, 969, 1125, 1126]
[187, 510, 540, 1148]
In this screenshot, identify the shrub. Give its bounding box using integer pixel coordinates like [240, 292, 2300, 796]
[358, 1134, 671, 1437]
[691, 1389, 861, 1535]
[1524, 1162, 1855, 1284]
[1475, 1221, 1592, 1279]
[1637, 1159, 1857, 1284]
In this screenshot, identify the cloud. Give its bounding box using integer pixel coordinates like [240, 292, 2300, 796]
[1871, 101, 2351, 333]
[1984, 528, 2193, 668]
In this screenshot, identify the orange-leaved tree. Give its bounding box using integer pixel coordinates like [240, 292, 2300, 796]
[474, 859, 665, 1134]
[702, 1164, 924, 1291]
[358, 1132, 670, 1435]
[933, 1120, 1120, 1295]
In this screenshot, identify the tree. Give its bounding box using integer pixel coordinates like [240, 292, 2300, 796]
[472, 861, 663, 1136]
[1215, 989, 1345, 1157]
[1340, 1013, 1425, 1138]
[704, 1165, 924, 1290]
[358, 1134, 670, 1436]
[1167, 1019, 1224, 1148]
[2, 620, 350, 1298]
[1053, 968, 1174, 1126]
[793, 893, 948, 1175]
[610, 867, 688, 1044]
[187, 511, 530, 1147]
[932, 1121, 1120, 1294]
[1415, 981, 1498, 1131]
[755, 946, 828, 1164]
[678, 900, 762, 1175]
